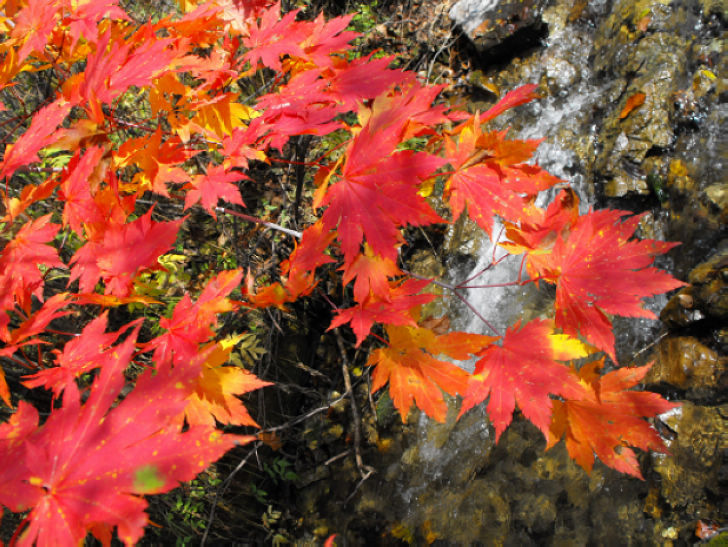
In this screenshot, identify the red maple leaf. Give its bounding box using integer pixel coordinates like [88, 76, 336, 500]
[22, 313, 140, 398]
[325, 54, 413, 111]
[547, 359, 679, 478]
[0, 292, 71, 348]
[146, 270, 243, 367]
[63, 0, 130, 49]
[58, 146, 109, 235]
[220, 123, 268, 170]
[459, 319, 589, 441]
[69, 208, 183, 297]
[368, 316, 496, 422]
[298, 12, 357, 68]
[479, 84, 540, 123]
[444, 115, 560, 237]
[316, 87, 447, 266]
[328, 279, 435, 346]
[66, 25, 176, 107]
[0, 99, 72, 180]
[255, 69, 344, 147]
[242, 3, 304, 71]
[184, 164, 245, 218]
[0, 325, 244, 546]
[0, 293, 67, 407]
[0, 214, 64, 313]
[550, 209, 685, 361]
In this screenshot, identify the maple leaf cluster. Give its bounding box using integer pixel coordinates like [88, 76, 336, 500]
[0, 0, 685, 543]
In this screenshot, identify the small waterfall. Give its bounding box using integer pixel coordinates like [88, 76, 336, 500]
[456, 8, 604, 338]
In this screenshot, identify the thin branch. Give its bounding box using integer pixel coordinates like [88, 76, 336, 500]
[457, 252, 510, 287]
[216, 207, 302, 239]
[400, 269, 502, 336]
[458, 280, 527, 290]
[451, 289, 502, 337]
[201, 441, 262, 546]
[259, 394, 347, 434]
[334, 329, 375, 482]
[324, 450, 351, 466]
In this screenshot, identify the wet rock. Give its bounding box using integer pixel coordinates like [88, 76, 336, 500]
[699, 0, 728, 20]
[661, 241, 728, 327]
[449, 0, 548, 53]
[590, 496, 652, 544]
[659, 286, 706, 329]
[705, 183, 728, 215]
[514, 494, 556, 534]
[647, 336, 728, 401]
[414, 479, 510, 543]
[592, 0, 692, 197]
[653, 403, 728, 516]
[688, 242, 728, 319]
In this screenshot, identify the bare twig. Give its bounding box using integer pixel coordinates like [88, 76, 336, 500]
[201, 441, 262, 546]
[216, 207, 302, 239]
[401, 269, 503, 337]
[334, 329, 375, 482]
[324, 450, 351, 466]
[630, 331, 669, 362]
[344, 468, 374, 505]
[260, 394, 347, 434]
[450, 288, 502, 337]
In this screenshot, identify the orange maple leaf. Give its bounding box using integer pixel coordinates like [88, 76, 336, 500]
[115, 129, 198, 197]
[341, 244, 402, 303]
[368, 314, 496, 422]
[499, 188, 580, 281]
[1, 176, 60, 223]
[10, 0, 59, 61]
[547, 359, 679, 478]
[184, 336, 271, 427]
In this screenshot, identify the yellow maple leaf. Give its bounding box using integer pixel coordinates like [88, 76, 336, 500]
[185, 335, 271, 427]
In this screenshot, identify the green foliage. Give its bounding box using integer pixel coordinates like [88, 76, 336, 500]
[350, 0, 379, 33]
[157, 473, 222, 545]
[264, 457, 299, 484]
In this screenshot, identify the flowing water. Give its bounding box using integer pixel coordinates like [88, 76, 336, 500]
[384, 0, 727, 543]
[298, 1, 727, 542]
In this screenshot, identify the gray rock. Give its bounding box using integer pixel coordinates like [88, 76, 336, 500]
[449, 0, 548, 51]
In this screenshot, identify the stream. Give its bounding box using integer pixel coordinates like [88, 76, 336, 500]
[295, 0, 726, 543]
